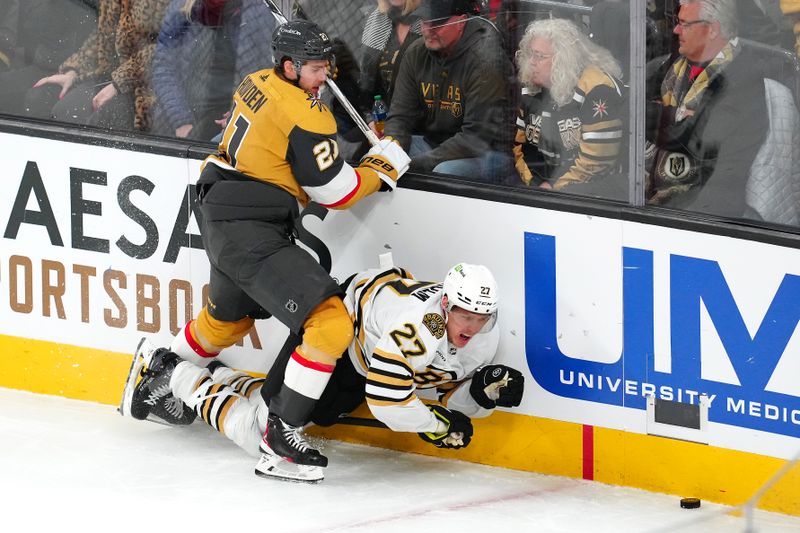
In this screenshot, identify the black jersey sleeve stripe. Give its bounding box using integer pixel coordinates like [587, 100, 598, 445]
[365, 391, 415, 403]
[372, 353, 414, 375]
[365, 378, 414, 391]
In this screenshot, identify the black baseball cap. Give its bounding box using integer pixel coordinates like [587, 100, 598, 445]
[416, 0, 478, 24]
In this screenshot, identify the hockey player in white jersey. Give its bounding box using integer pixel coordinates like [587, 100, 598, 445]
[121, 263, 524, 483]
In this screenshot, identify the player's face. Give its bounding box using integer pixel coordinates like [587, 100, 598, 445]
[298, 59, 329, 96]
[446, 306, 491, 348]
[528, 37, 554, 88]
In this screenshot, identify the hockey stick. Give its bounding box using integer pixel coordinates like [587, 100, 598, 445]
[334, 415, 466, 445]
[335, 416, 389, 429]
[261, 0, 381, 147]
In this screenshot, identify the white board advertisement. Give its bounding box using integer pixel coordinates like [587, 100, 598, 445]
[1, 132, 798, 460]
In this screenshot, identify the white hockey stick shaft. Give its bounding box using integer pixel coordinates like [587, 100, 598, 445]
[262, 0, 381, 147]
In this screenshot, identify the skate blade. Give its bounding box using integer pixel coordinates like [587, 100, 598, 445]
[254, 453, 324, 484]
[118, 350, 145, 418]
[134, 337, 158, 366]
[119, 338, 171, 425]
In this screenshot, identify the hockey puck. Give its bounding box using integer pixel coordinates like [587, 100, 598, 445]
[680, 497, 701, 509]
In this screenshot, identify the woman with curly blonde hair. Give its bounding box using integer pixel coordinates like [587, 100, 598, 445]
[513, 18, 625, 196]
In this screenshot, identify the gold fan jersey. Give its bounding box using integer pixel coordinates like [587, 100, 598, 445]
[514, 65, 624, 189]
[342, 268, 500, 433]
[204, 68, 382, 209]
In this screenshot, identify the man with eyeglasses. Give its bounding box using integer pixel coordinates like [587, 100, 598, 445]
[383, 0, 518, 184]
[121, 262, 525, 483]
[645, 0, 772, 218]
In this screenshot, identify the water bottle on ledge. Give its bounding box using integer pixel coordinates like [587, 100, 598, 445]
[372, 95, 387, 138]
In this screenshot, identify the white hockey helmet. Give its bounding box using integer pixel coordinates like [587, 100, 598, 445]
[442, 263, 499, 315]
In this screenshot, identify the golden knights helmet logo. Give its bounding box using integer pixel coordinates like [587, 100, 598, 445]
[668, 153, 687, 177]
[652, 149, 697, 186]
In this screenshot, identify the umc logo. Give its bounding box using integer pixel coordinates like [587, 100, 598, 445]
[524, 232, 800, 438]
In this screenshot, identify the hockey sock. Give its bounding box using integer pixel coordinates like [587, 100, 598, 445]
[171, 308, 254, 367]
[172, 361, 264, 454]
[170, 321, 220, 367]
[210, 364, 264, 399]
[269, 350, 335, 427]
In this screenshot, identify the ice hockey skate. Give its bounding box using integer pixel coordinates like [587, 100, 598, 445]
[119, 338, 196, 426]
[254, 413, 327, 483]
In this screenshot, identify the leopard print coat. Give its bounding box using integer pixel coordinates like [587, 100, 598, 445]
[60, 0, 170, 131]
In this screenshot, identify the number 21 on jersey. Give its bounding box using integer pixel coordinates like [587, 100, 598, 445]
[223, 103, 251, 169]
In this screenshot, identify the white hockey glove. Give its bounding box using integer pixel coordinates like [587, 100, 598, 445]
[358, 138, 411, 191]
[469, 365, 525, 409]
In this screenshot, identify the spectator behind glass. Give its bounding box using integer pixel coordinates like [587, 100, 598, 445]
[150, 0, 276, 140]
[384, 0, 518, 184]
[24, 0, 171, 132]
[780, 0, 800, 53]
[295, 0, 374, 55]
[0, 1, 18, 74]
[513, 18, 625, 198]
[482, 0, 523, 64]
[0, 1, 96, 115]
[645, 0, 770, 217]
[358, 0, 422, 139]
[736, 0, 794, 49]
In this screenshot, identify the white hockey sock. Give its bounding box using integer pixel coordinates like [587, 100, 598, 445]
[172, 361, 264, 456]
[170, 321, 219, 367]
[210, 365, 264, 399]
[284, 352, 334, 401]
[170, 361, 211, 405]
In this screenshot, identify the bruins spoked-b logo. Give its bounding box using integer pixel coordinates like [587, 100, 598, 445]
[285, 299, 298, 313]
[422, 312, 445, 339]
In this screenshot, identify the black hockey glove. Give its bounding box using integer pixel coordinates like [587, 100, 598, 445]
[469, 365, 525, 409]
[418, 405, 473, 449]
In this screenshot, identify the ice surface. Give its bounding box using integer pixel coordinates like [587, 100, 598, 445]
[1, 388, 797, 533]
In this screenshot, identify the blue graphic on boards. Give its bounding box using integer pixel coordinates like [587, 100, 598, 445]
[524, 232, 800, 438]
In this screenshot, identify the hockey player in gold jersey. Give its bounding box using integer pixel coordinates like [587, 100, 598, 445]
[121, 20, 411, 481]
[123, 263, 525, 483]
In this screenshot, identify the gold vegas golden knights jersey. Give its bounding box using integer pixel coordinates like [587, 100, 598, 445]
[204, 68, 382, 209]
[342, 268, 500, 434]
[514, 65, 624, 189]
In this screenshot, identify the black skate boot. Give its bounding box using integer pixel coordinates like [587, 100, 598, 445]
[121, 339, 196, 426]
[254, 413, 327, 483]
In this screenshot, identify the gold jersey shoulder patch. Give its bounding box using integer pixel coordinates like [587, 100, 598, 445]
[422, 312, 446, 339]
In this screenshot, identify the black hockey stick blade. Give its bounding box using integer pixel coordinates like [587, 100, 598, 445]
[335, 416, 389, 429]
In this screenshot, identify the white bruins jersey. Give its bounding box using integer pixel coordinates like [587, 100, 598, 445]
[343, 268, 499, 433]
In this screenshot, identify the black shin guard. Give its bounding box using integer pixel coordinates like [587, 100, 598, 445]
[269, 384, 318, 427]
[260, 331, 302, 406]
